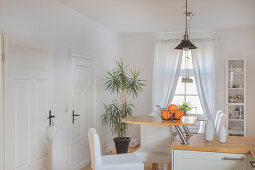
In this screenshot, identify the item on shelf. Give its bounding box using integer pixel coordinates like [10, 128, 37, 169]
[229, 96, 234, 103]
[229, 110, 239, 119]
[233, 96, 239, 103]
[235, 106, 240, 119]
[229, 95, 243, 103]
[228, 106, 244, 120]
[219, 126, 227, 143]
[229, 65, 233, 73]
[237, 96, 244, 103]
[205, 120, 214, 142]
[230, 67, 244, 74]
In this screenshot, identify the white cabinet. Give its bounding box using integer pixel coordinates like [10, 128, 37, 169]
[226, 58, 246, 137]
[173, 150, 246, 170]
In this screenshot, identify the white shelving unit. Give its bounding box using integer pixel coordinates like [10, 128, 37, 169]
[225, 58, 246, 137]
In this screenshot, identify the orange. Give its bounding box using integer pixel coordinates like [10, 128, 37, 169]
[174, 110, 184, 120]
[168, 104, 178, 114]
[161, 110, 171, 120]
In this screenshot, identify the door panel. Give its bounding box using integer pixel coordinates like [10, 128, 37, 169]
[15, 80, 30, 168]
[71, 52, 94, 170]
[6, 36, 51, 170]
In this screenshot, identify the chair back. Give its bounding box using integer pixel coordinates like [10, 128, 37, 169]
[214, 110, 223, 128]
[215, 112, 226, 135]
[88, 128, 102, 169]
[141, 114, 173, 147]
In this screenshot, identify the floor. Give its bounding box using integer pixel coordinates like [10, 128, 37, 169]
[82, 145, 170, 170]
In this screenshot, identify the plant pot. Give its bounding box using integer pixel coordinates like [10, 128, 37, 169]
[113, 137, 131, 154]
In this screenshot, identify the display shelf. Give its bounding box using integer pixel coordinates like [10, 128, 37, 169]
[228, 119, 244, 122]
[228, 103, 244, 106]
[228, 129, 244, 135]
[228, 73, 244, 75]
[226, 58, 246, 137]
[228, 88, 244, 90]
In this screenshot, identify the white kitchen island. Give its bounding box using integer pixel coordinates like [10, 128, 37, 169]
[171, 134, 255, 170]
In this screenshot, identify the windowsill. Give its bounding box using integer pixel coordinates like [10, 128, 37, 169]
[184, 114, 206, 121]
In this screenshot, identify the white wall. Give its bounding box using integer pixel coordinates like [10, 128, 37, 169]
[214, 28, 255, 137]
[0, 0, 120, 169]
[121, 28, 255, 137]
[120, 33, 155, 140]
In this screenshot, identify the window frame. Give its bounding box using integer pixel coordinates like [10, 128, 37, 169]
[173, 54, 205, 118]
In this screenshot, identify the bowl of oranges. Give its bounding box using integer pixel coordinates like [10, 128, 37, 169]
[158, 104, 184, 120]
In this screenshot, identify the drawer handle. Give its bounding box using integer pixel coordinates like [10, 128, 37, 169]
[250, 161, 255, 168]
[222, 157, 244, 161]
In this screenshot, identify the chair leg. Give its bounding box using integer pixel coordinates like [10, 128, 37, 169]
[152, 163, 157, 170]
[167, 162, 172, 170]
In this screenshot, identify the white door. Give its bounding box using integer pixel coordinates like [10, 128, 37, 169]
[5, 35, 52, 170]
[70, 51, 94, 170]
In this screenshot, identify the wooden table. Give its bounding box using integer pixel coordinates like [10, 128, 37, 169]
[122, 116, 198, 145]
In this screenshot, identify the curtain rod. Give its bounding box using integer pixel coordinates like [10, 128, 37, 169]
[155, 38, 215, 43]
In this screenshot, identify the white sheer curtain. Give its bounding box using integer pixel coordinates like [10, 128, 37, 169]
[152, 41, 183, 111]
[192, 39, 216, 124]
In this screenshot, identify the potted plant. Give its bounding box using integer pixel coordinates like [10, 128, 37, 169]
[101, 60, 145, 154]
[178, 102, 192, 114]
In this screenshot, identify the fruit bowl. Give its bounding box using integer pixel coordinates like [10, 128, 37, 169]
[156, 104, 184, 120]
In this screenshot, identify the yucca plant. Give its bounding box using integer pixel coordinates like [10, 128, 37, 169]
[101, 59, 145, 153]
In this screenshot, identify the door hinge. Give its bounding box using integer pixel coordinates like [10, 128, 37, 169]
[2, 53, 5, 62]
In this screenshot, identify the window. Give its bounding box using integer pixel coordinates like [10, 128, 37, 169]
[172, 51, 204, 117]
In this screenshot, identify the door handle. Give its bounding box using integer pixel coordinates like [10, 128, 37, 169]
[72, 110, 80, 124]
[47, 110, 55, 125]
[222, 157, 244, 161]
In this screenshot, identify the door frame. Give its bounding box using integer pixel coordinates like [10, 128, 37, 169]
[67, 49, 96, 169]
[0, 29, 5, 170]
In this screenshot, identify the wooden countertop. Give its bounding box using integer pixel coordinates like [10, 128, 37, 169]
[122, 116, 197, 126]
[171, 134, 255, 160]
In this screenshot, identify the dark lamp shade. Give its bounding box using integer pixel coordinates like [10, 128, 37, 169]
[175, 39, 197, 50]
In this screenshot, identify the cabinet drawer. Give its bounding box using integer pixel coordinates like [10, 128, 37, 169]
[173, 150, 246, 170]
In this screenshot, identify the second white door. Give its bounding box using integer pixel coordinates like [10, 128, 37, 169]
[70, 51, 94, 170]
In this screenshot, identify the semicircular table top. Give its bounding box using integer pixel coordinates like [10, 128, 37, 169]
[122, 116, 198, 126]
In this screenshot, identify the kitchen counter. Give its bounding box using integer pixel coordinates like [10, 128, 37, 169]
[171, 134, 255, 161]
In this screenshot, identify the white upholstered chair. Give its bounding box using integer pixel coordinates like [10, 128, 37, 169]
[215, 112, 227, 135]
[199, 110, 225, 134]
[134, 113, 172, 170]
[214, 110, 224, 129]
[88, 128, 144, 170]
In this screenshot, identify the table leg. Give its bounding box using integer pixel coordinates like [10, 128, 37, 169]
[183, 125, 193, 136]
[174, 125, 190, 145]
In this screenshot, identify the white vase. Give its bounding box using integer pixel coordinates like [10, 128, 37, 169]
[219, 126, 227, 143]
[205, 120, 214, 142]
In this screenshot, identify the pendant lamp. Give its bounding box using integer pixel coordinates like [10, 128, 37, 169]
[175, 0, 197, 50]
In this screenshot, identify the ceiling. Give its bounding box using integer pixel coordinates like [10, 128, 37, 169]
[59, 0, 255, 34]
